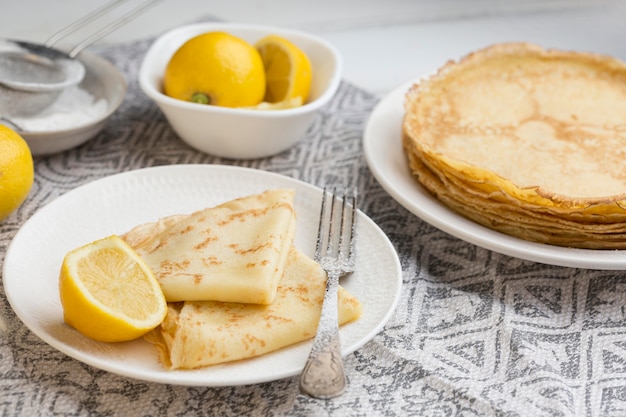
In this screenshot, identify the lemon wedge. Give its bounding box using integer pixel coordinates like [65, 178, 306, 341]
[59, 235, 167, 342]
[255, 35, 312, 104]
[241, 96, 303, 110]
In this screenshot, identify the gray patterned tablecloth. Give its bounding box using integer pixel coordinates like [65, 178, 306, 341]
[1, 34, 626, 417]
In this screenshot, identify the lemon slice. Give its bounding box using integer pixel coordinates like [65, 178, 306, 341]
[240, 96, 303, 110]
[255, 35, 312, 104]
[59, 235, 167, 342]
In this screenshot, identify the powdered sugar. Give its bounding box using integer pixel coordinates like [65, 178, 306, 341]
[11, 85, 108, 132]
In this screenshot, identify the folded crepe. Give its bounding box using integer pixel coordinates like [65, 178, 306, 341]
[144, 247, 362, 369]
[121, 189, 296, 304]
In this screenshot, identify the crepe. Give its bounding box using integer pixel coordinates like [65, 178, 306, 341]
[144, 247, 362, 369]
[405, 151, 626, 248]
[122, 189, 296, 304]
[402, 42, 626, 248]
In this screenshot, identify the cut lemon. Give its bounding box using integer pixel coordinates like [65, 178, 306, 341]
[241, 96, 303, 110]
[59, 235, 167, 342]
[255, 35, 312, 104]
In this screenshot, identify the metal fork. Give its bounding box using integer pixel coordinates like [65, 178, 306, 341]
[299, 187, 357, 399]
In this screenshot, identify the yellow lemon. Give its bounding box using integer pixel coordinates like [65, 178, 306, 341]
[59, 235, 167, 342]
[163, 31, 266, 107]
[0, 125, 34, 221]
[255, 35, 312, 104]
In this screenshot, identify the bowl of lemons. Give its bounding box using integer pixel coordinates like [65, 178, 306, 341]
[139, 22, 342, 159]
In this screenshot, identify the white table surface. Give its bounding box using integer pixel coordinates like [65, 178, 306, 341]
[2, 0, 625, 97]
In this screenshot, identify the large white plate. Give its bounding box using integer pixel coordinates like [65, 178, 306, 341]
[3, 165, 402, 386]
[364, 79, 626, 270]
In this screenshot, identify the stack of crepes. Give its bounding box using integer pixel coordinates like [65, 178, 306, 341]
[121, 189, 362, 369]
[402, 42, 626, 249]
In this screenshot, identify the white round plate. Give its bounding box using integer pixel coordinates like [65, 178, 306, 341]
[3, 165, 402, 386]
[363, 79, 626, 270]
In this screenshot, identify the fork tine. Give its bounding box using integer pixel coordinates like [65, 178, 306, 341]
[343, 191, 357, 265]
[315, 186, 330, 262]
[327, 188, 340, 259]
[337, 191, 348, 260]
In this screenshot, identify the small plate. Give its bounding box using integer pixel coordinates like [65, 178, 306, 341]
[363, 79, 626, 270]
[3, 165, 402, 386]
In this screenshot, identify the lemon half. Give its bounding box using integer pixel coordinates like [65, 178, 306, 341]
[59, 235, 167, 342]
[255, 35, 312, 104]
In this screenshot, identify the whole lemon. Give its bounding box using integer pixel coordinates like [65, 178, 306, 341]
[163, 31, 266, 108]
[0, 125, 34, 221]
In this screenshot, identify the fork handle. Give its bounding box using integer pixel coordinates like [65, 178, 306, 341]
[299, 271, 346, 399]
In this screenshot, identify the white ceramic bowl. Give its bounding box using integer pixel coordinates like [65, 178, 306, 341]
[13, 50, 126, 156]
[139, 23, 342, 159]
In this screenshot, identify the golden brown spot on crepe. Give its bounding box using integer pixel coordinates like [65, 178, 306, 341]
[218, 208, 265, 226]
[344, 297, 360, 309]
[235, 241, 274, 255]
[242, 333, 266, 351]
[226, 312, 244, 325]
[294, 283, 312, 303]
[201, 256, 223, 267]
[263, 315, 294, 327]
[278, 282, 312, 303]
[151, 238, 170, 253]
[194, 235, 218, 250]
[159, 260, 191, 275]
[179, 225, 194, 234]
[201, 340, 218, 359]
[193, 274, 203, 285]
[245, 259, 270, 268]
[217, 202, 293, 226]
